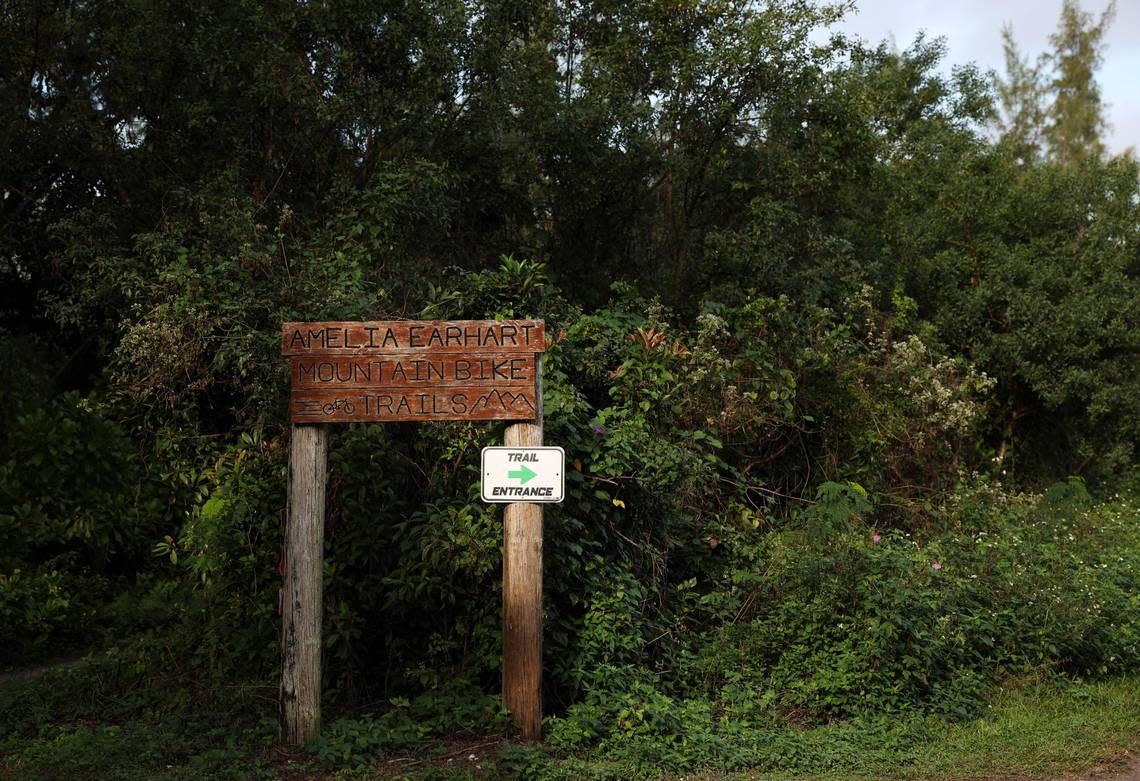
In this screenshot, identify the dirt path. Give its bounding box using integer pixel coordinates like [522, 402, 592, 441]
[0, 654, 87, 687]
[1066, 755, 1140, 781]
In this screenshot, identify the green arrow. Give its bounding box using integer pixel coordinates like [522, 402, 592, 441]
[508, 464, 538, 484]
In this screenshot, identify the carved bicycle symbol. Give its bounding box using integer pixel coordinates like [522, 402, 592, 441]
[322, 398, 356, 415]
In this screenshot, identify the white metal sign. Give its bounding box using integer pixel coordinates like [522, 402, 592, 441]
[481, 446, 565, 503]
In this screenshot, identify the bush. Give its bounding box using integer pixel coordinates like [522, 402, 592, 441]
[308, 680, 508, 769]
[556, 480, 1140, 741]
[0, 395, 166, 664]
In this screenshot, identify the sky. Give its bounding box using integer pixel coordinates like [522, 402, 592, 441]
[824, 0, 1139, 155]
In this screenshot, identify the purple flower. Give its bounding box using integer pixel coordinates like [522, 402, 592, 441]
[931, 562, 942, 571]
[872, 534, 881, 542]
[592, 425, 605, 436]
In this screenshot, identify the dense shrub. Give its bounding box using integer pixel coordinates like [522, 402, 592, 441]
[544, 483, 1140, 766]
[0, 395, 167, 664]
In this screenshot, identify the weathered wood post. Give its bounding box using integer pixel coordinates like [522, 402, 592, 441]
[502, 355, 543, 740]
[281, 423, 328, 746]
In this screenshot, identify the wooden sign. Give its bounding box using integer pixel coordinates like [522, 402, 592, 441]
[282, 321, 544, 423]
[280, 318, 548, 748]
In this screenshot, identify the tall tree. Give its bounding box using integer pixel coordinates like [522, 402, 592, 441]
[995, 22, 1047, 161]
[1045, 0, 1115, 165]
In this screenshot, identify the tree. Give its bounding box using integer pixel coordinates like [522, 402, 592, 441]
[996, 1, 1115, 165]
[995, 23, 1047, 161]
[1045, 0, 1115, 165]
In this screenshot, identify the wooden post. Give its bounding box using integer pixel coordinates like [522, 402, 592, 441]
[502, 354, 543, 740]
[281, 424, 328, 746]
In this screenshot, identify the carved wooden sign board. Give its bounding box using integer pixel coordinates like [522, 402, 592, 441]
[282, 320, 545, 423]
[279, 319, 549, 746]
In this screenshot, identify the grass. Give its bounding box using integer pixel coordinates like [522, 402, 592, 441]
[357, 677, 1140, 781]
[2, 663, 1138, 781]
[0, 658, 310, 781]
[732, 677, 1140, 781]
[888, 677, 1140, 780]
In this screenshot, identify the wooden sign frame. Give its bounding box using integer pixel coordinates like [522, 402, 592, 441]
[279, 320, 546, 745]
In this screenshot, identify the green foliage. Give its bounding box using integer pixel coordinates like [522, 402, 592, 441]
[996, 2, 1117, 164]
[571, 484, 1140, 729]
[308, 681, 508, 769]
[0, 395, 169, 663]
[0, 656, 283, 781]
[0, 394, 153, 562]
[150, 430, 286, 675]
[532, 676, 1140, 780]
[910, 153, 1140, 477]
[996, 24, 1048, 160]
[0, 567, 83, 658]
[555, 557, 648, 696]
[4, 658, 1140, 780]
[1045, 0, 1116, 165]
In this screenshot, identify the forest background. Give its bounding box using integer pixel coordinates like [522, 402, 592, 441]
[1, 0, 1138, 779]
